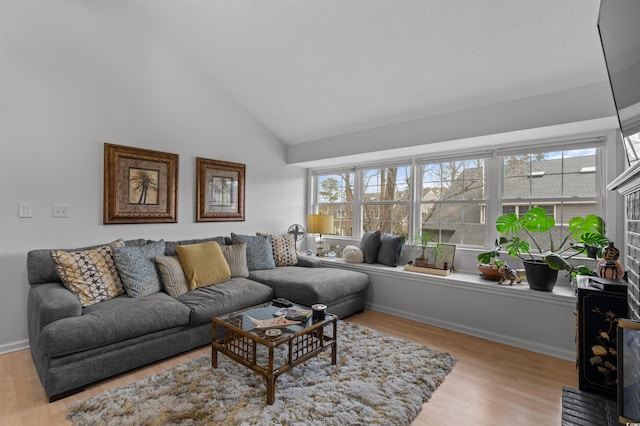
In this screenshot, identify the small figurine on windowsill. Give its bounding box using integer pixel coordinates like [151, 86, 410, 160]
[597, 242, 624, 280]
[497, 265, 526, 285]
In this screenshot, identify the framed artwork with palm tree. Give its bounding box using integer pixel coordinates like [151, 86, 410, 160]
[103, 143, 178, 224]
[196, 157, 245, 222]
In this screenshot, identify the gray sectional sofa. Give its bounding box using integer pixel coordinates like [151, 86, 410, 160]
[26, 236, 369, 401]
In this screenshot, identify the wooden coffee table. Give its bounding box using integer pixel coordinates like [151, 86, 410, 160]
[211, 302, 337, 404]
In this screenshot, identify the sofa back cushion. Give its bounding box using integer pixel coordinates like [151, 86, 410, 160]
[163, 236, 227, 256]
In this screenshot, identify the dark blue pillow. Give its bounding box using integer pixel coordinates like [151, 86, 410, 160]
[359, 230, 381, 264]
[376, 233, 405, 266]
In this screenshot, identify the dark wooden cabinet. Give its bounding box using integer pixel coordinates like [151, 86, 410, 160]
[577, 279, 628, 399]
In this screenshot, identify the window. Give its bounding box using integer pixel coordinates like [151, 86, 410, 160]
[361, 165, 411, 237]
[417, 158, 487, 246]
[310, 139, 604, 252]
[315, 171, 354, 237]
[500, 147, 599, 251]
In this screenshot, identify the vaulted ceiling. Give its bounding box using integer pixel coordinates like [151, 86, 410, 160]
[130, 0, 610, 146]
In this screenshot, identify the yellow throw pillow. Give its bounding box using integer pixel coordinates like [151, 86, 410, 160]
[175, 241, 231, 290]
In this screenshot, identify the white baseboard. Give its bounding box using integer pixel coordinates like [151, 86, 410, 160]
[365, 302, 575, 361]
[0, 339, 29, 355]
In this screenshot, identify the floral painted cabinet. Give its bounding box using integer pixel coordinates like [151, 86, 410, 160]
[577, 282, 628, 399]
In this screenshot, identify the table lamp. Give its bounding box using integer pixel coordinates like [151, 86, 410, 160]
[307, 214, 334, 256]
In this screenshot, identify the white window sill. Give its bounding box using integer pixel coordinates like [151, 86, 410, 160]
[313, 256, 576, 306]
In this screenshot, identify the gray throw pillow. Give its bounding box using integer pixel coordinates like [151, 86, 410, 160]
[112, 240, 165, 298]
[359, 230, 381, 264]
[230, 233, 276, 271]
[220, 243, 250, 278]
[155, 256, 189, 298]
[376, 233, 405, 266]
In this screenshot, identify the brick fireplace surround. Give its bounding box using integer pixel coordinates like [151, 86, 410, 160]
[609, 161, 640, 321]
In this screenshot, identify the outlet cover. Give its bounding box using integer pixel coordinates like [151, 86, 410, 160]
[52, 204, 70, 218]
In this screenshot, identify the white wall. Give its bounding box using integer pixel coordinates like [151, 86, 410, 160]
[0, 0, 306, 350]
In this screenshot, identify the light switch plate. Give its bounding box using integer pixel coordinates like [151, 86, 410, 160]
[18, 202, 33, 218]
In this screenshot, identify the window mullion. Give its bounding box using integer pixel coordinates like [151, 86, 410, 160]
[353, 170, 363, 239]
[485, 153, 501, 247]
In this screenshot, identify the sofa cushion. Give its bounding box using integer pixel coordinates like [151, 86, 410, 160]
[220, 243, 250, 278]
[230, 233, 276, 271]
[249, 267, 369, 307]
[376, 233, 405, 266]
[50, 240, 125, 307]
[177, 278, 274, 325]
[112, 240, 166, 298]
[269, 234, 298, 266]
[359, 230, 381, 264]
[163, 236, 227, 256]
[39, 292, 191, 357]
[175, 242, 231, 290]
[155, 256, 190, 298]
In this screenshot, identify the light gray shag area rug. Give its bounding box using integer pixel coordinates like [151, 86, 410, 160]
[67, 321, 456, 426]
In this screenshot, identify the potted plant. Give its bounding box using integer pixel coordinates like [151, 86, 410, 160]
[411, 232, 444, 269]
[476, 239, 506, 280]
[495, 207, 607, 291]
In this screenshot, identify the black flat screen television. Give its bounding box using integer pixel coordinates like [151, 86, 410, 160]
[597, 0, 640, 163]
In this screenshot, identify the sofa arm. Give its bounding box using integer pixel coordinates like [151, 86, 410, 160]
[296, 256, 322, 268]
[28, 283, 82, 334]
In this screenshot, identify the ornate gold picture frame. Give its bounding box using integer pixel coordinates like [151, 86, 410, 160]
[103, 143, 178, 224]
[196, 157, 245, 222]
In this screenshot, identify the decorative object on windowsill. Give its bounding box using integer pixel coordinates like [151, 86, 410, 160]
[287, 224, 306, 254]
[496, 208, 609, 292]
[497, 265, 526, 285]
[404, 233, 456, 276]
[306, 213, 334, 257]
[596, 241, 624, 280]
[477, 239, 505, 281]
[342, 245, 364, 263]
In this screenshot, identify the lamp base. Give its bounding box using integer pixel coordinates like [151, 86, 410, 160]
[316, 237, 325, 257]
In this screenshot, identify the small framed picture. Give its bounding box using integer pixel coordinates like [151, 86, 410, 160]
[103, 143, 178, 224]
[196, 157, 245, 222]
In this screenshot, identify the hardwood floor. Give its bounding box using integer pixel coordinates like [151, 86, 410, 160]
[0, 310, 577, 425]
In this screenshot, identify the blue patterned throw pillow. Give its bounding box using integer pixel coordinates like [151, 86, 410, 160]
[112, 240, 166, 298]
[230, 233, 276, 271]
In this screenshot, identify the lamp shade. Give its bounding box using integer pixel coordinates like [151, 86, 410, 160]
[307, 214, 334, 235]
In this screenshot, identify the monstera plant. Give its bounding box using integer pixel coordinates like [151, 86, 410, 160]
[495, 207, 607, 291]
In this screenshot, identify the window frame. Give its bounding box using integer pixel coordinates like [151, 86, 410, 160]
[310, 137, 607, 252]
